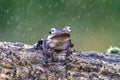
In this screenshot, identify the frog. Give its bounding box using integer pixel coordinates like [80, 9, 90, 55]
[36, 26, 73, 62]
[37, 26, 73, 53]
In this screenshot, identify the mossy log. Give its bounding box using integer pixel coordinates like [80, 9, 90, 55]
[0, 42, 120, 80]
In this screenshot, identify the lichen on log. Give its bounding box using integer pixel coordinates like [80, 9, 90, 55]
[0, 42, 120, 80]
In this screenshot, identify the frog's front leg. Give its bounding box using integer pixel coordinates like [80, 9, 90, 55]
[41, 40, 48, 54]
[36, 39, 48, 53]
[41, 40, 50, 63]
[36, 39, 49, 63]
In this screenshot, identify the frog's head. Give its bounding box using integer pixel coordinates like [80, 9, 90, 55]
[47, 26, 71, 39]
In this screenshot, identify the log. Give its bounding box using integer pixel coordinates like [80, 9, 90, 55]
[0, 42, 120, 80]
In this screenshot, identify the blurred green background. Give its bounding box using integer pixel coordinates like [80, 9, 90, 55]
[0, 0, 120, 52]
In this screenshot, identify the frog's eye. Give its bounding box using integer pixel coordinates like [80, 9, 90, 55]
[67, 27, 71, 32]
[50, 28, 56, 34]
[65, 26, 71, 32]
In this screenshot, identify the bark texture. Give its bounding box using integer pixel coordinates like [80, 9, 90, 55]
[0, 42, 120, 80]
